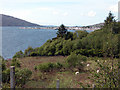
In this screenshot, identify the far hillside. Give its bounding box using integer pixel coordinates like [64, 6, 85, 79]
[0, 14, 41, 26]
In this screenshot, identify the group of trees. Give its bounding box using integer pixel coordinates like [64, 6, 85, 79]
[1, 56, 32, 88]
[13, 12, 120, 59]
[13, 21, 120, 58]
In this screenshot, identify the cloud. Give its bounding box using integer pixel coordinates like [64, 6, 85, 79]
[87, 11, 96, 17]
[80, 13, 84, 16]
[108, 4, 118, 12]
[52, 11, 59, 15]
[1, 0, 118, 26]
[2, 0, 82, 4]
[2, 9, 32, 20]
[63, 12, 68, 16]
[37, 7, 52, 11]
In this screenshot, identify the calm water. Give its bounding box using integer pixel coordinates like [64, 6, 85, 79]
[1, 27, 93, 59]
[2, 27, 58, 59]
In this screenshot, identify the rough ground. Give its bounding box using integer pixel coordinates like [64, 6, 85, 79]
[6, 56, 94, 88]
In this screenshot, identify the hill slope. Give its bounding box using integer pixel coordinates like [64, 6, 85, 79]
[0, 14, 41, 26]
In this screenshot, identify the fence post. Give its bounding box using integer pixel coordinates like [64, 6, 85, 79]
[92, 84, 95, 90]
[10, 66, 15, 89]
[56, 79, 60, 90]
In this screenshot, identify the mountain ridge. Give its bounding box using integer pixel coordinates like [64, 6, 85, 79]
[0, 14, 41, 26]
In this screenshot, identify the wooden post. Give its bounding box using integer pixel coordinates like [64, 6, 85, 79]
[56, 79, 60, 90]
[119, 61, 120, 89]
[92, 84, 95, 90]
[10, 66, 15, 89]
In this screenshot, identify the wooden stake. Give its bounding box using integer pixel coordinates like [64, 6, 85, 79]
[56, 79, 60, 90]
[10, 66, 15, 89]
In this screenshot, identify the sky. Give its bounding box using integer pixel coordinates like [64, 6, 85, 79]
[0, 0, 119, 26]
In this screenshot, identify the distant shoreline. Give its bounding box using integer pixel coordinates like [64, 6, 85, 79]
[18, 26, 99, 31]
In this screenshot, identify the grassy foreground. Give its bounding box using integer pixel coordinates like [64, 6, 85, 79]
[6, 56, 117, 88]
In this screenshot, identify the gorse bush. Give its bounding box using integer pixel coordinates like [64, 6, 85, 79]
[13, 50, 24, 58]
[2, 57, 32, 87]
[2, 61, 6, 71]
[62, 39, 74, 56]
[2, 68, 32, 87]
[24, 46, 34, 56]
[2, 68, 10, 83]
[76, 30, 88, 39]
[102, 33, 119, 57]
[30, 52, 38, 56]
[56, 62, 63, 69]
[64, 32, 74, 40]
[89, 59, 119, 88]
[73, 49, 103, 57]
[35, 62, 63, 72]
[15, 68, 32, 87]
[11, 58, 21, 68]
[66, 53, 87, 71]
[1, 58, 6, 71]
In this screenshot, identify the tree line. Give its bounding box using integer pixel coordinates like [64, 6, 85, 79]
[13, 12, 120, 58]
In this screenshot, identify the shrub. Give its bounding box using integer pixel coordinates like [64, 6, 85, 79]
[62, 39, 74, 55]
[66, 53, 87, 71]
[56, 62, 63, 69]
[2, 68, 32, 86]
[2, 68, 10, 83]
[76, 30, 88, 39]
[66, 53, 78, 68]
[11, 59, 21, 68]
[46, 39, 52, 43]
[89, 59, 119, 88]
[55, 42, 63, 55]
[15, 68, 32, 87]
[73, 40, 82, 50]
[73, 32, 78, 40]
[65, 32, 73, 40]
[24, 46, 34, 56]
[13, 50, 24, 58]
[2, 65, 32, 87]
[2, 62, 6, 71]
[37, 47, 44, 56]
[73, 49, 103, 57]
[36, 63, 53, 72]
[35, 62, 63, 72]
[30, 52, 38, 56]
[37, 72, 44, 79]
[2, 59, 6, 71]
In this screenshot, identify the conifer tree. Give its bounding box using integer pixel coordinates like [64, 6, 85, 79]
[57, 24, 67, 38]
[104, 11, 115, 26]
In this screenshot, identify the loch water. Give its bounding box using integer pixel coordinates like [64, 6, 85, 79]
[1, 27, 93, 59]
